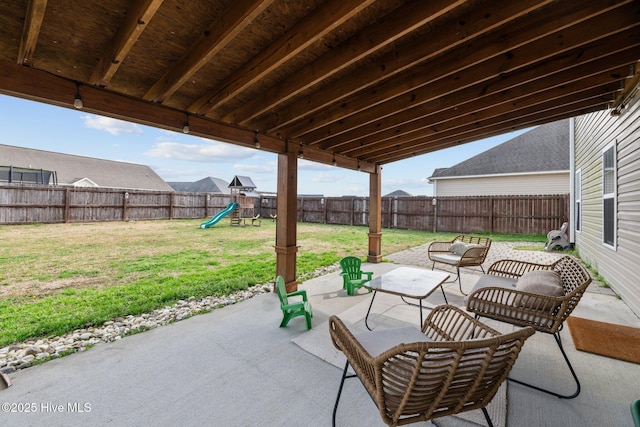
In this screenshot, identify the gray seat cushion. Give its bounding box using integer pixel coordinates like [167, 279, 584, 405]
[353, 326, 430, 357]
[465, 274, 517, 304]
[430, 253, 462, 265]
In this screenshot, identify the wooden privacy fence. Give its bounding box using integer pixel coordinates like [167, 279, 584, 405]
[260, 194, 569, 235]
[0, 185, 230, 224]
[0, 185, 568, 235]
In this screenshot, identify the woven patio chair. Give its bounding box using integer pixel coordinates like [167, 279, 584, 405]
[427, 235, 491, 295]
[466, 256, 592, 399]
[329, 305, 534, 426]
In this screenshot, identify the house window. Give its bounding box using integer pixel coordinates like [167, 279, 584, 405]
[602, 144, 616, 247]
[575, 169, 581, 232]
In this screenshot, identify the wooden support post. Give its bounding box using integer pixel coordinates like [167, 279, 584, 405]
[368, 165, 382, 263]
[275, 150, 299, 292]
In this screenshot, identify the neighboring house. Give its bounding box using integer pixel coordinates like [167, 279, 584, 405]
[0, 144, 173, 191]
[168, 177, 229, 194]
[384, 190, 412, 197]
[428, 120, 570, 196]
[572, 88, 640, 316]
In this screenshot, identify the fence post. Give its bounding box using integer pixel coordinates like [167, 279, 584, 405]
[432, 198, 437, 233]
[64, 187, 70, 223]
[169, 192, 174, 220]
[123, 192, 129, 221]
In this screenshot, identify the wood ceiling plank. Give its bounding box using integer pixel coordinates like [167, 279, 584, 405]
[143, 0, 274, 103]
[226, 0, 467, 125]
[89, 0, 164, 87]
[17, 0, 48, 66]
[374, 101, 608, 165]
[339, 70, 629, 155]
[378, 105, 607, 164]
[357, 83, 621, 161]
[189, 0, 377, 116]
[249, 0, 559, 133]
[319, 50, 638, 153]
[291, 4, 639, 145]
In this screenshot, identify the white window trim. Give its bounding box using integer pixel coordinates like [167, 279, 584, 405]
[602, 143, 616, 249]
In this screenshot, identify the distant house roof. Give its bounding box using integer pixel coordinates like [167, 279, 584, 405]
[168, 177, 229, 193]
[429, 119, 570, 180]
[228, 175, 256, 189]
[0, 144, 173, 191]
[384, 190, 413, 197]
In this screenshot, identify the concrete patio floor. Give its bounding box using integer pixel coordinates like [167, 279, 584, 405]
[1, 243, 639, 426]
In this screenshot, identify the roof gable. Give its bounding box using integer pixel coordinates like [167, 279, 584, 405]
[228, 175, 256, 189]
[0, 144, 173, 191]
[429, 119, 570, 179]
[168, 177, 229, 193]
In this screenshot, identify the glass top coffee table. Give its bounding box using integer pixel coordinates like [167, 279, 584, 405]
[363, 267, 450, 330]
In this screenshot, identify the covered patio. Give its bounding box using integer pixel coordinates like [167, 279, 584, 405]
[1, 0, 639, 290]
[1, 243, 638, 426]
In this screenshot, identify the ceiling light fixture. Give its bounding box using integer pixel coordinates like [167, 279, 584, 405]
[73, 82, 83, 109]
[182, 114, 190, 134]
[254, 131, 260, 149]
[298, 144, 304, 159]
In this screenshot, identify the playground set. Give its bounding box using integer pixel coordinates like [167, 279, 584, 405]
[200, 175, 262, 229]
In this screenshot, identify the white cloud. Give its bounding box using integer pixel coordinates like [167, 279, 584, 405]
[299, 159, 332, 170]
[234, 161, 276, 174]
[312, 173, 343, 183]
[144, 141, 255, 163]
[83, 115, 143, 135]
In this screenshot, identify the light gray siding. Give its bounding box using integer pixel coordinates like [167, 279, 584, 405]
[434, 172, 569, 196]
[574, 103, 640, 316]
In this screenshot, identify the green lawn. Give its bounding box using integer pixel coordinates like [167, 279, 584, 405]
[0, 219, 545, 346]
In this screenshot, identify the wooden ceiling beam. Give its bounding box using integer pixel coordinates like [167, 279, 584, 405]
[293, 6, 639, 145]
[320, 52, 637, 154]
[370, 94, 614, 164]
[189, 0, 376, 117]
[359, 83, 620, 161]
[226, 0, 467, 125]
[89, 0, 164, 87]
[17, 0, 48, 66]
[249, 0, 558, 133]
[0, 61, 374, 173]
[0, 61, 283, 154]
[143, 0, 273, 103]
[340, 73, 626, 157]
[380, 106, 607, 165]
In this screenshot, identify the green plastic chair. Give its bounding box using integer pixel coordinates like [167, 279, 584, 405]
[339, 256, 373, 296]
[275, 276, 312, 330]
[632, 398, 640, 427]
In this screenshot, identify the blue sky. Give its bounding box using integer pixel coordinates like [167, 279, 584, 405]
[1, 94, 529, 196]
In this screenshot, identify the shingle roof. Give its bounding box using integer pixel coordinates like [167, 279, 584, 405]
[168, 177, 229, 193]
[228, 175, 256, 189]
[0, 144, 173, 191]
[429, 119, 570, 179]
[384, 190, 413, 197]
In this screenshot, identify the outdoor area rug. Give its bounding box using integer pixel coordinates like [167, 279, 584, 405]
[567, 316, 640, 364]
[292, 296, 508, 427]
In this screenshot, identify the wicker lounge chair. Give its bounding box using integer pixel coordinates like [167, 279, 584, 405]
[427, 235, 491, 295]
[329, 305, 534, 426]
[466, 256, 592, 399]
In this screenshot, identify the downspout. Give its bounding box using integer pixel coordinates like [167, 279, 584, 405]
[569, 117, 575, 246]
